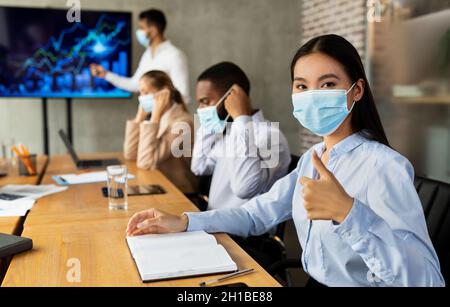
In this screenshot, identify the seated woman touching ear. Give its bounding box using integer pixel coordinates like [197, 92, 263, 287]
[124, 70, 197, 194]
[126, 35, 444, 287]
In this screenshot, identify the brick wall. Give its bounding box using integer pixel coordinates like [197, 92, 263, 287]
[298, 0, 368, 153]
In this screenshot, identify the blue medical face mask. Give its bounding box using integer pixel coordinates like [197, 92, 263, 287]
[197, 89, 233, 134]
[292, 83, 356, 136]
[197, 104, 230, 134]
[136, 29, 150, 47]
[138, 94, 155, 113]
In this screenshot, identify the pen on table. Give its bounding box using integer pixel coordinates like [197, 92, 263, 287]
[199, 268, 254, 287]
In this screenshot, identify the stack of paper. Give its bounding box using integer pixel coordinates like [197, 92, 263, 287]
[0, 185, 68, 201]
[53, 171, 135, 185]
[0, 198, 35, 217]
[0, 185, 67, 217]
[127, 231, 237, 282]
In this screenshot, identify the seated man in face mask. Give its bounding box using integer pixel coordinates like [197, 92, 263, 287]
[192, 62, 291, 210]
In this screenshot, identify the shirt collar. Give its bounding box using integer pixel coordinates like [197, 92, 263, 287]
[148, 40, 172, 57]
[313, 131, 368, 157]
[251, 109, 265, 122]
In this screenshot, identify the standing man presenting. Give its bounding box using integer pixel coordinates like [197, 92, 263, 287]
[90, 9, 190, 102]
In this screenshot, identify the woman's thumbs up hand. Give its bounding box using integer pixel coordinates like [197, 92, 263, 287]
[299, 151, 354, 223]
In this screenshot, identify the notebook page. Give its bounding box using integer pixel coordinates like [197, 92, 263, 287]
[134, 244, 237, 281]
[127, 231, 217, 256]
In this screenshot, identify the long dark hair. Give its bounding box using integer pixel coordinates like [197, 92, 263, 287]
[291, 34, 390, 147]
[140, 70, 186, 110]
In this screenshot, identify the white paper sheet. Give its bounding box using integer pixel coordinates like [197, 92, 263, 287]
[0, 184, 67, 200]
[54, 171, 135, 185]
[0, 198, 35, 216]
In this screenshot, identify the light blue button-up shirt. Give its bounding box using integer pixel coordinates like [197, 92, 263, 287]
[186, 132, 445, 287]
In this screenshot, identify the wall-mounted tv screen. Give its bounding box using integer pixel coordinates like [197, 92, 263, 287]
[0, 6, 132, 98]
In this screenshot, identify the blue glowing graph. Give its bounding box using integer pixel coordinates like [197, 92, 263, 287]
[0, 7, 132, 98]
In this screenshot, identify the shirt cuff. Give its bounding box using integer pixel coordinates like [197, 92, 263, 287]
[184, 212, 207, 232]
[332, 198, 377, 246]
[104, 71, 115, 82]
[141, 120, 156, 126]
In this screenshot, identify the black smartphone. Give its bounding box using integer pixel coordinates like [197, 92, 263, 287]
[101, 185, 166, 197]
[128, 185, 166, 196]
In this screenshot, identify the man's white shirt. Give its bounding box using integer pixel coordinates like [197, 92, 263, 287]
[191, 110, 291, 210]
[105, 40, 190, 102]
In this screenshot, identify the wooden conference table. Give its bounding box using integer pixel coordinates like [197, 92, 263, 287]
[0, 155, 48, 235]
[2, 153, 280, 287]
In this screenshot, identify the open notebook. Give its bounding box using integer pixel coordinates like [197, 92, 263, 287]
[126, 231, 238, 282]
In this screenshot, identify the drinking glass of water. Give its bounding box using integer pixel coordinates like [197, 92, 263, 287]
[107, 165, 128, 210]
[1, 138, 15, 166]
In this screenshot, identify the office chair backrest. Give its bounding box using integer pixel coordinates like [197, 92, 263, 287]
[288, 155, 301, 173]
[415, 176, 450, 285]
[198, 175, 213, 197]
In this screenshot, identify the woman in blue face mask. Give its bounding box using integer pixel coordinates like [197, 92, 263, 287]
[123, 70, 198, 194]
[126, 35, 444, 287]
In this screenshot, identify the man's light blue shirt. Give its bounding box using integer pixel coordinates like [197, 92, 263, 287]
[186, 132, 445, 287]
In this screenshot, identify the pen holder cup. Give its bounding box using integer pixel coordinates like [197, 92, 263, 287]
[0, 158, 8, 176]
[18, 154, 37, 176]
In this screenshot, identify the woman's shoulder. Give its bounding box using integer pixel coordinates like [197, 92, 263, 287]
[167, 104, 194, 124]
[301, 136, 413, 174]
[360, 139, 405, 161]
[359, 139, 414, 176]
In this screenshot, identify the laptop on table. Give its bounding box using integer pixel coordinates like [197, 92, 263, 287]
[58, 129, 120, 169]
